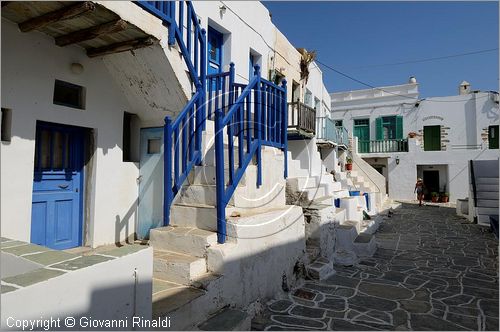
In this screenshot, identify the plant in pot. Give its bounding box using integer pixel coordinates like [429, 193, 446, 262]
[345, 157, 353, 171]
[441, 192, 449, 203]
[431, 192, 439, 203]
[408, 131, 417, 138]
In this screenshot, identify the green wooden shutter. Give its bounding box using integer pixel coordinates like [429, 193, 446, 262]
[396, 116, 403, 139]
[489, 125, 499, 149]
[376, 117, 383, 140]
[424, 125, 441, 151]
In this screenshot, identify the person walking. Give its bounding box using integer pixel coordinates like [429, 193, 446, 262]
[414, 178, 425, 206]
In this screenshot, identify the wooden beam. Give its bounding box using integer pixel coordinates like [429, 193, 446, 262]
[55, 19, 128, 47]
[87, 37, 155, 58]
[18, 1, 95, 32]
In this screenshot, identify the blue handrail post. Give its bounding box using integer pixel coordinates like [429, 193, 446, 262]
[254, 65, 262, 187]
[167, 2, 176, 45]
[200, 28, 207, 131]
[228, 62, 235, 106]
[214, 107, 226, 244]
[195, 82, 203, 164]
[281, 79, 288, 179]
[164, 116, 173, 226]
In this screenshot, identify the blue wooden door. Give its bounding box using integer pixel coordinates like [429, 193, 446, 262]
[31, 122, 84, 250]
[207, 27, 223, 77]
[137, 127, 164, 239]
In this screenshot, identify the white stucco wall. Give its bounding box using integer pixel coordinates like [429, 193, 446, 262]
[193, 1, 276, 84]
[1, 248, 152, 329]
[1, 20, 139, 247]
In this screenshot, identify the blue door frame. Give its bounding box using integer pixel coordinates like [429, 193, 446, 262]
[31, 122, 85, 250]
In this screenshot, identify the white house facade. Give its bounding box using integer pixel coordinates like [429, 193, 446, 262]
[331, 79, 500, 202]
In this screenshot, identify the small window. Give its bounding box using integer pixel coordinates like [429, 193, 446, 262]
[334, 120, 343, 127]
[489, 125, 499, 149]
[123, 112, 132, 161]
[147, 138, 161, 154]
[53, 80, 85, 110]
[354, 119, 369, 126]
[1, 108, 12, 142]
[424, 125, 441, 151]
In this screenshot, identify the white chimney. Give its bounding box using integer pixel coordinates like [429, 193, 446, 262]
[409, 76, 417, 84]
[459, 80, 471, 95]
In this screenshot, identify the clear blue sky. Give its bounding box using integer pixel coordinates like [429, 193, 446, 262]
[264, 1, 499, 97]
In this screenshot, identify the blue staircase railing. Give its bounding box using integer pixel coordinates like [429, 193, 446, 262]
[136, 1, 207, 226]
[214, 65, 287, 243]
[137, 2, 288, 243]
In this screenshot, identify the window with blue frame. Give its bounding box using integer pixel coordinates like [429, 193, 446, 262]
[207, 27, 223, 76]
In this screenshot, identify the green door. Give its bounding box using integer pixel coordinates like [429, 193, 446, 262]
[489, 125, 499, 149]
[424, 125, 441, 151]
[354, 119, 370, 152]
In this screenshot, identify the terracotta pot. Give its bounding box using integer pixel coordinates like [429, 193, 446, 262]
[431, 196, 439, 203]
[441, 196, 449, 203]
[346, 163, 353, 171]
[408, 133, 417, 138]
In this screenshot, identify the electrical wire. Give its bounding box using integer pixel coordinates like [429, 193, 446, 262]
[350, 48, 499, 69]
[317, 59, 495, 103]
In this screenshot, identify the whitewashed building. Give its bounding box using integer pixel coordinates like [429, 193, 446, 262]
[331, 78, 500, 203]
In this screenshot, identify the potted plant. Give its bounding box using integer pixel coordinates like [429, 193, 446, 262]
[345, 157, 353, 171]
[431, 192, 439, 203]
[408, 132, 417, 138]
[441, 192, 449, 203]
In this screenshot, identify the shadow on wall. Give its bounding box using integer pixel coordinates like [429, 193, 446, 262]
[115, 198, 138, 245]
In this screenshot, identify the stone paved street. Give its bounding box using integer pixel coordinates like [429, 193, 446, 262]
[252, 203, 499, 331]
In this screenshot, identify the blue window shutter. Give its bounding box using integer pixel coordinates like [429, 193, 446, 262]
[376, 117, 383, 140]
[396, 116, 403, 139]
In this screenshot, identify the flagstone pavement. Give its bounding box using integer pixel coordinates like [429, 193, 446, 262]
[252, 203, 499, 331]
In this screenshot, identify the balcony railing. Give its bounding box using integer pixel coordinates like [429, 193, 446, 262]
[358, 139, 409, 153]
[288, 101, 316, 136]
[337, 126, 349, 146]
[316, 116, 337, 143]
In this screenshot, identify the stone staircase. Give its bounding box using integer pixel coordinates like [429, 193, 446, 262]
[476, 176, 499, 226]
[285, 145, 384, 279]
[149, 120, 297, 330]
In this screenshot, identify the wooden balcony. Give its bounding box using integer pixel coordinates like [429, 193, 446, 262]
[1, 1, 156, 58]
[358, 139, 409, 154]
[287, 101, 316, 138]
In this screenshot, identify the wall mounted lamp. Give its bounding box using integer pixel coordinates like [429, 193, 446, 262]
[396, 156, 400, 165]
[219, 5, 227, 15]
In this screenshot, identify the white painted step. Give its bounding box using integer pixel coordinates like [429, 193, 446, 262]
[477, 207, 499, 216]
[150, 226, 217, 257]
[178, 184, 217, 205]
[170, 203, 217, 232]
[154, 250, 207, 284]
[477, 184, 499, 192]
[335, 223, 358, 252]
[478, 214, 495, 226]
[477, 191, 498, 200]
[306, 257, 335, 280]
[477, 199, 499, 208]
[476, 177, 499, 185]
[353, 233, 377, 257]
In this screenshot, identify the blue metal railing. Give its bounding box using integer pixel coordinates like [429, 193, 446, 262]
[136, 1, 207, 225]
[214, 65, 287, 243]
[316, 116, 337, 144]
